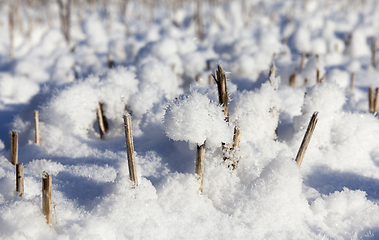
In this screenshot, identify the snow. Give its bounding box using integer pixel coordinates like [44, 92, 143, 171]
[164, 90, 232, 147]
[1, 0, 379, 239]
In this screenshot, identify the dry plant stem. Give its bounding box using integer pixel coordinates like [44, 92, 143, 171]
[282, 37, 288, 45]
[10, 131, 18, 165]
[289, 67, 297, 87]
[123, 114, 138, 186]
[100, 103, 109, 132]
[213, 64, 230, 153]
[334, 43, 339, 52]
[196, 73, 200, 82]
[42, 172, 52, 226]
[372, 38, 377, 69]
[345, 33, 352, 48]
[14, 5, 23, 35]
[232, 127, 241, 149]
[320, 74, 326, 82]
[215, 64, 229, 121]
[96, 103, 108, 139]
[269, 63, 279, 140]
[269, 63, 276, 80]
[300, 53, 306, 71]
[107, 52, 114, 68]
[209, 74, 213, 86]
[196, 0, 204, 40]
[374, 88, 379, 113]
[124, 105, 133, 116]
[195, 141, 206, 192]
[317, 69, 320, 83]
[295, 112, 318, 167]
[206, 60, 211, 71]
[369, 87, 374, 113]
[8, 4, 14, 60]
[97, 108, 105, 139]
[350, 72, 355, 92]
[58, 0, 71, 46]
[34, 110, 40, 144]
[16, 163, 24, 197]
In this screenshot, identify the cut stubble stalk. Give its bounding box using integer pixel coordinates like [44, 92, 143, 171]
[295, 112, 318, 167]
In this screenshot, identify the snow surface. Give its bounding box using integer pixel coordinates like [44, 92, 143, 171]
[1, 0, 379, 239]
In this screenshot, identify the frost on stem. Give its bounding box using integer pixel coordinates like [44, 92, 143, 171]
[163, 91, 232, 189]
[268, 63, 279, 140]
[268, 63, 279, 89]
[269, 63, 276, 80]
[212, 64, 235, 164]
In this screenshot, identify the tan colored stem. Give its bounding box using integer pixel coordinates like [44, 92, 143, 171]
[35, 111, 40, 144]
[319, 73, 326, 82]
[97, 108, 105, 139]
[97, 103, 108, 139]
[10, 131, 18, 165]
[295, 112, 318, 167]
[232, 127, 242, 149]
[209, 74, 213, 86]
[369, 87, 374, 113]
[123, 114, 138, 186]
[289, 67, 297, 87]
[195, 141, 206, 192]
[196, 73, 200, 82]
[269, 63, 276, 79]
[16, 163, 24, 197]
[374, 88, 379, 113]
[215, 64, 229, 121]
[42, 172, 52, 226]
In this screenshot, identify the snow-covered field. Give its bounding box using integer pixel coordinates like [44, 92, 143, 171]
[1, 0, 379, 239]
